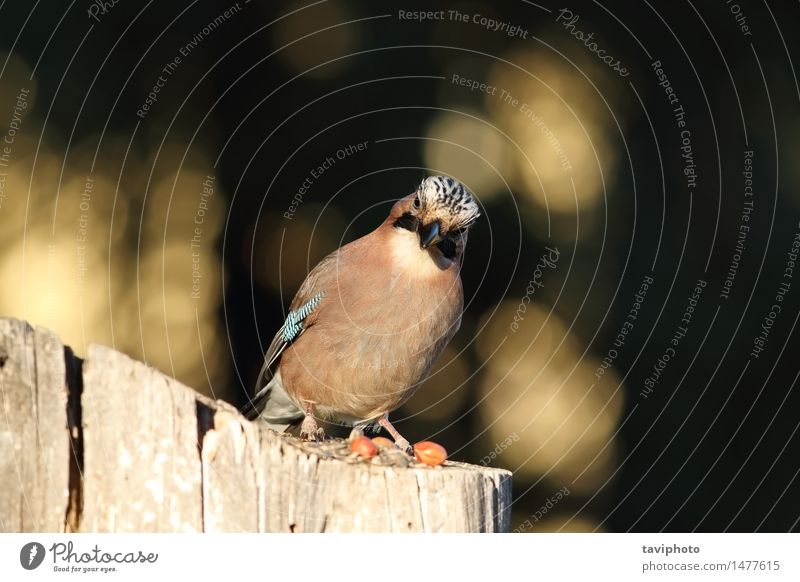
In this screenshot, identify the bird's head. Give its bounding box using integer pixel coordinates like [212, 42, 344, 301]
[388, 176, 480, 263]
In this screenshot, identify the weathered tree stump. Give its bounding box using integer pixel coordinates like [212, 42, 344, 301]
[0, 318, 511, 533]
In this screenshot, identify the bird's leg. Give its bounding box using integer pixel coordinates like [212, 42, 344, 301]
[299, 401, 325, 441]
[378, 415, 411, 453]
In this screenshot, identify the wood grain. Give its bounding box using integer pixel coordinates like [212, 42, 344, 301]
[0, 319, 70, 533]
[0, 318, 511, 533]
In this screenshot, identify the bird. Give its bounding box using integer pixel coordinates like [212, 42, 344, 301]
[247, 176, 480, 452]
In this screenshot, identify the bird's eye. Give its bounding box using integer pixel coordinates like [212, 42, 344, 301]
[413, 195, 420, 209]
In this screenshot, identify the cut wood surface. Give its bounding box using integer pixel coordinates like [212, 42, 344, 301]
[0, 318, 512, 533]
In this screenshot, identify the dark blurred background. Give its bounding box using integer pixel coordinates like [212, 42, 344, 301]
[0, 0, 798, 532]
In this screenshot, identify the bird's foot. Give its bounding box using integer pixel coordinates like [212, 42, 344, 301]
[299, 415, 325, 441]
[377, 415, 412, 455]
[393, 437, 412, 454]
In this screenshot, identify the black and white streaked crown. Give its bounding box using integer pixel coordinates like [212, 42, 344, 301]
[418, 176, 480, 228]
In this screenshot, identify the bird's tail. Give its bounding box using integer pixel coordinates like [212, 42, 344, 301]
[243, 369, 304, 432]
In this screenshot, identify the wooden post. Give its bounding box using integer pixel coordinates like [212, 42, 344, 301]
[0, 318, 511, 533]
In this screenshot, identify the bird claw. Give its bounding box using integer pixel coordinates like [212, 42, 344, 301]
[300, 427, 325, 442]
[299, 416, 325, 441]
[394, 437, 412, 454]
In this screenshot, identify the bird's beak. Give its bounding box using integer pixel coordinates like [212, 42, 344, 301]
[419, 221, 442, 249]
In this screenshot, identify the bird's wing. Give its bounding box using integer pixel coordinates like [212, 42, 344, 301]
[254, 290, 324, 389]
[245, 251, 339, 418]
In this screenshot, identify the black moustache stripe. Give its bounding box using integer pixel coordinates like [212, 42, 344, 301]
[394, 212, 419, 232]
[437, 237, 457, 260]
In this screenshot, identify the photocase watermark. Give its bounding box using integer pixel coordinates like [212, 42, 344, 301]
[136, 2, 245, 119]
[87, 0, 121, 23]
[451, 74, 572, 172]
[720, 150, 754, 300]
[190, 174, 215, 300]
[397, 9, 529, 38]
[480, 431, 519, 466]
[283, 140, 369, 220]
[595, 273, 654, 381]
[750, 220, 800, 359]
[640, 279, 706, 399]
[20, 542, 46, 570]
[555, 8, 629, 77]
[724, 0, 753, 37]
[651, 59, 698, 191]
[50, 541, 157, 568]
[19, 541, 158, 573]
[510, 246, 560, 332]
[75, 175, 94, 295]
[0, 87, 30, 211]
[513, 486, 571, 532]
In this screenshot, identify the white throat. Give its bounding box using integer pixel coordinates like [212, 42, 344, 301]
[389, 228, 452, 279]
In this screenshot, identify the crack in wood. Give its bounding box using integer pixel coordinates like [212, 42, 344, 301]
[64, 347, 84, 533]
[195, 400, 215, 533]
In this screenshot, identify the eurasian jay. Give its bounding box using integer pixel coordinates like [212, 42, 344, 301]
[249, 176, 480, 451]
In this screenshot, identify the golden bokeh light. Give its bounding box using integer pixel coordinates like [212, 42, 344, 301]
[486, 48, 621, 238]
[0, 234, 106, 346]
[144, 169, 223, 239]
[252, 203, 347, 296]
[128, 167, 227, 393]
[423, 109, 511, 201]
[477, 301, 622, 494]
[0, 119, 229, 397]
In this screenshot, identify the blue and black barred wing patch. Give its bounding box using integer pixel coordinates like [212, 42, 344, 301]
[247, 290, 325, 418]
[282, 291, 324, 343]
